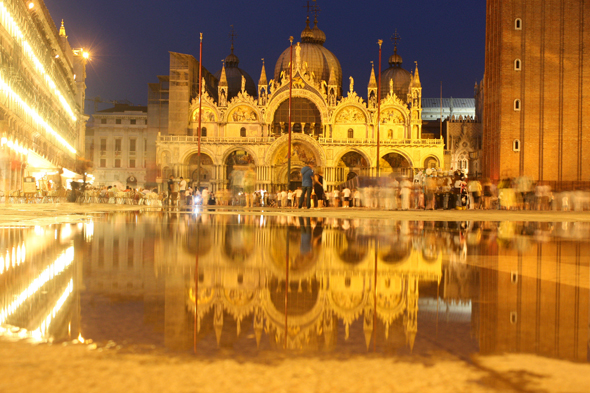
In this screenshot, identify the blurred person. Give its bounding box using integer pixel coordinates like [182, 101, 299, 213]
[280, 189, 287, 208]
[400, 177, 412, 210]
[244, 164, 257, 207]
[299, 162, 314, 209]
[468, 178, 482, 209]
[314, 168, 325, 208]
[353, 188, 361, 207]
[295, 186, 302, 207]
[287, 189, 294, 207]
[342, 186, 351, 208]
[201, 187, 210, 206]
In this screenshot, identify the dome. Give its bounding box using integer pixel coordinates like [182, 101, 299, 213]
[274, 18, 341, 89]
[214, 46, 257, 99]
[380, 48, 411, 102]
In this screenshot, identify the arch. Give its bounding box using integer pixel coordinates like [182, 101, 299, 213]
[222, 146, 259, 166]
[189, 104, 219, 123]
[380, 151, 413, 176]
[513, 139, 521, 152]
[422, 155, 440, 168]
[379, 105, 409, 125]
[331, 104, 369, 124]
[515, 18, 522, 30]
[334, 149, 372, 169]
[180, 146, 218, 165]
[265, 89, 329, 124]
[514, 59, 522, 71]
[227, 104, 261, 123]
[264, 133, 326, 167]
[272, 97, 322, 136]
[514, 99, 521, 111]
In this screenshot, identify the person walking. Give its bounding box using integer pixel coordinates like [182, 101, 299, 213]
[243, 164, 257, 207]
[342, 186, 351, 208]
[313, 168, 325, 208]
[295, 187, 303, 207]
[299, 162, 314, 209]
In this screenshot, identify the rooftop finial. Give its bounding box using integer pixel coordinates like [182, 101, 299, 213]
[229, 25, 237, 54]
[59, 19, 67, 37]
[391, 29, 401, 54]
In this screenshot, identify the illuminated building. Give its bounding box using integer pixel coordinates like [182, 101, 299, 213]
[85, 104, 150, 188]
[152, 13, 444, 191]
[483, 1, 590, 182]
[0, 1, 88, 195]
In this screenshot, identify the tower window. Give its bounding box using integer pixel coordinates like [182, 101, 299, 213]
[514, 59, 521, 71]
[347, 128, 354, 139]
[515, 18, 522, 30]
[513, 139, 521, 152]
[240, 127, 246, 137]
[514, 99, 521, 111]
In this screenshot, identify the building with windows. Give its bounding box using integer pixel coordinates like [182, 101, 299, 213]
[0, 1, 88, 194]
[483, 0, 590, 182]
[152, 13, 445, 192]
[85, 104, 151, 189]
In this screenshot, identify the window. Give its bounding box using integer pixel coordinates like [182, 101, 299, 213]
[100, 158, 106, 168]
[100, 118, 106, 124]
[201, 127, 207, 137]
[100, 139, 106, 152]
[347, 128, 354, 139]
[514, 99, 521, 111]
[129, 139, 136, 153]
[114, 158, 121, 168]
[144, 139, 147, 152]
[130, 119, 136, 125]
[240, 127, 246, 137]
[129, 159, 136, 168]
[515, 18, 522, 30]
[115, 139, 122, 152]
[514, 59, 521, 70]
[116, 118, 121, 124]
[513, 139, 521, 152]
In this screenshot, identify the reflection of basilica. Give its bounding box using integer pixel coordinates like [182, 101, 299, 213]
[3, 216, 588, 361]
[153, 7, 444, 191]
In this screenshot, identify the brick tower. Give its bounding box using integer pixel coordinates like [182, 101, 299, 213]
[483, 0, 590, 182]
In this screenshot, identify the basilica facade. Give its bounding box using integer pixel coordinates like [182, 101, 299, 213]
[152, 17, 444, 192]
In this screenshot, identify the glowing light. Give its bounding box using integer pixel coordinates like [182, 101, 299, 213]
[36, 279, 73, 339]
[0, 75, 77, 154]
[82, 51, 89, 59]
[0, 3, 77, 122]
[77, 333, 84, 343]
[28, 2, 33, 9]
[0, 247, 74, 326]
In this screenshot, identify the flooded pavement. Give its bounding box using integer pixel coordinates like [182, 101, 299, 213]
[1, 212, 589, 392]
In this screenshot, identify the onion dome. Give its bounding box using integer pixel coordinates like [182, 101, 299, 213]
[274, 17, 341, 89]
[380, 45, 412, 102]
[214, 44, 257, 99]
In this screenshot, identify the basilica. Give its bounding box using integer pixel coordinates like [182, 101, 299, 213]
[151, 15, 444, 192]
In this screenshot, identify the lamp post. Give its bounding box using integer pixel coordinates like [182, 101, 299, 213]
[376, 39, 383, 178]
[287, 36, 294, 191]
[197, 33, 203, 192]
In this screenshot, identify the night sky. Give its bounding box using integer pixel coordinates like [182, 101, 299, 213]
[46, 0, 486, 114]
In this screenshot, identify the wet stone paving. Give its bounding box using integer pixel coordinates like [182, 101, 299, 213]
[1, 210, 589, 392]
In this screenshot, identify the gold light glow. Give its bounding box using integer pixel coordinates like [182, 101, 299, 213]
[0, 247, 74, 326]
[82, 51, 89, 59]
[0, 75, 77, 154]
[0, 3, 77, 122]
[28, 2, 33, 9]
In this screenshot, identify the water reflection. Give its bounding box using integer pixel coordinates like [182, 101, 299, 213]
[1, 215, 588, 362]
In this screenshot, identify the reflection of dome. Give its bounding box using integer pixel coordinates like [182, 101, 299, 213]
[379, 242, 411, 264]
[380, 46, 412, 102]
[223, 225, 255, 263]
[214, 46, 257, 100]
[184, 223, 212, 256]
[269, 277, 319, 316]
[274, 17, 341, 88]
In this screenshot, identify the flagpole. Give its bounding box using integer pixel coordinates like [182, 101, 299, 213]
[376, 39, 383, 178]
[287, 36, 294, 192]
[197, 33, 203, 192]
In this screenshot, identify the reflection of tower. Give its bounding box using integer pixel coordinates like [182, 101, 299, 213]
[404, 275, 418, 350]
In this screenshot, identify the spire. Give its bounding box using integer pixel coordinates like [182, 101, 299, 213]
[219, 61, 228, 87]
[328, 66, 336, 86]
[413, 61, 421, 87]
[258, 58, 267, 85]
[59, 20, 67, 37]
[368, 61, 377, 88]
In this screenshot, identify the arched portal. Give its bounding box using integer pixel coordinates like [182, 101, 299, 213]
[380, 152, 413, 177]
[225, 149, 255, 195]
[336, 151, 370, 183]
[187, 153, 214, 189]
[272, 98, 322, 137]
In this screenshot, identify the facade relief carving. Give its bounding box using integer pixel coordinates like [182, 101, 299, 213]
[335, 107, 366, 123]
[230, 106, 258, 122]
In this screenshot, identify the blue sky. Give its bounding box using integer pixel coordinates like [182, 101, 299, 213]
[46, 0, 486, 113]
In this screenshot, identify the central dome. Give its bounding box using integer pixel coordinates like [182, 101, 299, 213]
[274, 17, 342, 89]
[380, 46, 412, 102]
[214, 45, 257, 99]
